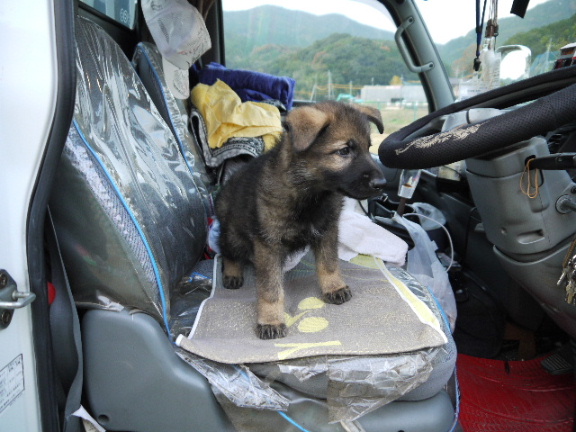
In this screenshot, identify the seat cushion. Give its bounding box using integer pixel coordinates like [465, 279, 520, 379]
[176, 257, 457, 422]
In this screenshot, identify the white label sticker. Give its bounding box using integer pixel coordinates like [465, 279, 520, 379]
[0, 354, 25, 415]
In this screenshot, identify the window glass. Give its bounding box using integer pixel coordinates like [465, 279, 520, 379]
[222, 0, 430, 138]
[79, 0, 137, 29]
[417, 0, 575, 99]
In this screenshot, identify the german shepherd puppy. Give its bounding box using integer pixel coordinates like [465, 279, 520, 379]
[215, 101, 386, 339]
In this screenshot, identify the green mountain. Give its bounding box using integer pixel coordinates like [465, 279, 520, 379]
[222, 1, 575, 98]
[263, 33, 414, 100]
[438, 0, 576, 75]
[505, 12, 576, 55]
[224, 5, 394, 69]
[224, 5, 394, 48]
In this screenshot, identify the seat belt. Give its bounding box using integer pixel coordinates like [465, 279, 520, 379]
[46, 208, 84, 432]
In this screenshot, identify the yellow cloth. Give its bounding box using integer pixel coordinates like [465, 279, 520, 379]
[191, 79, 282, 150]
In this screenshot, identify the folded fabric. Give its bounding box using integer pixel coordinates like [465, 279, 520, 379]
[191, 79, 283, 150]
[338, 198, 408, 266]
[189, 108, 265, 168]
[198, 62, 296, 110]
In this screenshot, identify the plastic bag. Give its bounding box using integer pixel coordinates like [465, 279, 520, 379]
[410, 202, 446, 231]
[393, 213, 457, 330]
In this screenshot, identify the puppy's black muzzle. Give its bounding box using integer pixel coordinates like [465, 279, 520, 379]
[363, 156, 386, 194]
[369, 176, 387, 190]
[339, 155, 386, 200]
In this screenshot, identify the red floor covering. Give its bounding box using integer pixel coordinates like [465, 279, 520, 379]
[457, 354, 576, 432]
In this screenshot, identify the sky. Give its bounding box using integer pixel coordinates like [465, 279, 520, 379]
[417, 0, 551, 43]
[223, 0, 552, 44]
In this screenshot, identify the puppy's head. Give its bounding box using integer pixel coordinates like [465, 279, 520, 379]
[284, 101, 386, 200]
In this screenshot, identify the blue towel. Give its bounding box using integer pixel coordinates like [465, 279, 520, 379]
[197, 62, 296, 110]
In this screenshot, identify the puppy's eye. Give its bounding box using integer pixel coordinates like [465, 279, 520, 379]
[336, 146, 351, 156]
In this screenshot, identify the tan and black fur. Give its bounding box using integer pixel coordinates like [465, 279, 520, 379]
[215, 101, 386, 339]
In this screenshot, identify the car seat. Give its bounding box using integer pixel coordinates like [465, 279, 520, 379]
[49, 16, 460, 432]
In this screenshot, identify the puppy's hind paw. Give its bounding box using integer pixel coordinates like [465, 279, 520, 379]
[257, 323, 287, 340]
[223, 275, 244, 290]
[323, 286, 352, 305]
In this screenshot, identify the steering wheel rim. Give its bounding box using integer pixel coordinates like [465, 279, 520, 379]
[379, 71, 576, 169]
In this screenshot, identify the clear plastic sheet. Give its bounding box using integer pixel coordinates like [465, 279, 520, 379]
[50, 17, 208, 331]
[176, 349, 290, 411]
[278, 357, 329, 382]
[201, 371, 454, 432]
[248, 265, 455, 422]
[210, 383, 345, 432]
[325, 352, 433, 422]
[248, 350, 437, 423]
[248, 347, 447, 424]
[132, 42, 216, 215]
[170, 269, 213, 337]
[178, 263, 455, 426]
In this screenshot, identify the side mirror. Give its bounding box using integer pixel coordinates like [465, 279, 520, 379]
[497, 45, 531, 85]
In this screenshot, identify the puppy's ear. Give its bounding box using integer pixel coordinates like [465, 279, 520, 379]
[286, 106, 330, 152]
[352, 104, 384, 134]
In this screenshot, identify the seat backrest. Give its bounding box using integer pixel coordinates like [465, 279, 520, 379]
[132, 42, 215, 215]
[50, 17, 208, 334]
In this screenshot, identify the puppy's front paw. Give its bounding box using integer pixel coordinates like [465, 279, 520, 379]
[323, 286, 352, 305]
[222, 258, 244, 289]
[257, 323, 287, 340]
[223, 275, 244, 289]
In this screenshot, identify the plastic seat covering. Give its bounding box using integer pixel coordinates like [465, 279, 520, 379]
[50, 16, 207, 333]
[132, 42, 215, 216]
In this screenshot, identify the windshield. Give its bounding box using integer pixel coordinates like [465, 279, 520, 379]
[222, 0, 575, 135]
[419, 0, 575, 99]
[222, 0, 427, 138]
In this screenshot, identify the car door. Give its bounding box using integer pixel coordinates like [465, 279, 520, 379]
[0, 0, 74, 431]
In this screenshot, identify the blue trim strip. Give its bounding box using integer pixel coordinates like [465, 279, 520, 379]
[278, 412, 313, 432]
[73, 119, 171, 336]
[426, 286, 452, 333]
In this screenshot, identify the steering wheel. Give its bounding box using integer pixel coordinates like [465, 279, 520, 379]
[379, 67, 576, 169]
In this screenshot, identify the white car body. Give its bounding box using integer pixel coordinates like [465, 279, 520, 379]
[0, 0, 59, 430]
